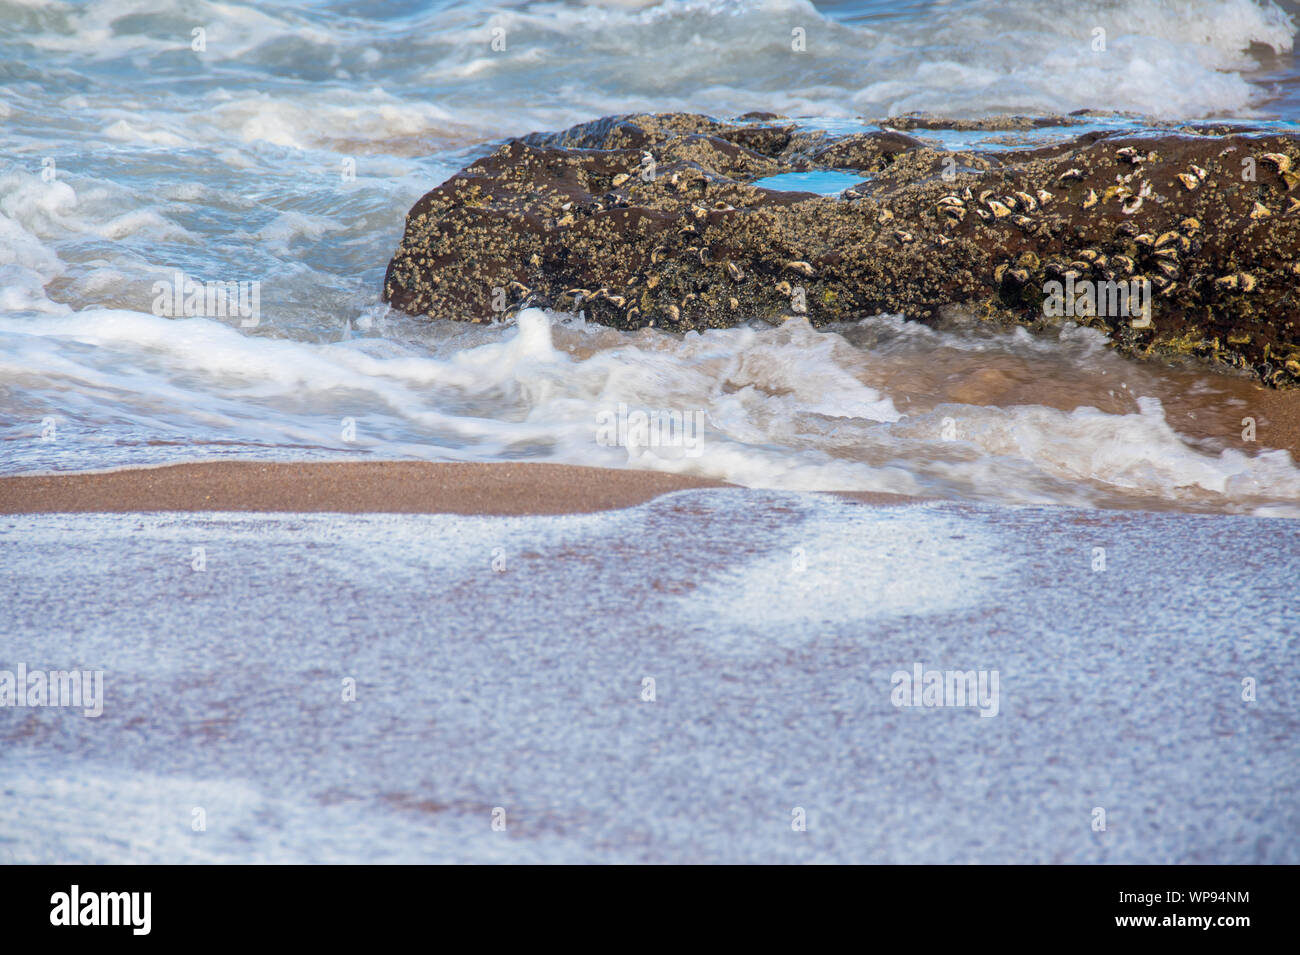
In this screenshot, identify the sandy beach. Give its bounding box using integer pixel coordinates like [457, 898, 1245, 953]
[3, 485, 1296, 864]
[0, 461, 730, 516]
[0, 460, 939, 515]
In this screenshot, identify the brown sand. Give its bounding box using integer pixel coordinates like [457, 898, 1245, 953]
[0, 460, 928, 516]
[1246, 387, 1300, 459]
[869, 344, 1300, 461]
[0, 461, 733, 516]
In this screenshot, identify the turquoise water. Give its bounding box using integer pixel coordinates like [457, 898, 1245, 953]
[749, 170, 870, 195]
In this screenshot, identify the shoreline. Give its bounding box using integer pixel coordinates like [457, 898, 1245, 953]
[6, 461, 1295, 864]
[0, 460, 927, 516]
[0, 461, 746, 516]
[3, 455, 1298, 516]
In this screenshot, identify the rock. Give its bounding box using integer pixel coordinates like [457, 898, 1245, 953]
[383, 112, 1300, 387]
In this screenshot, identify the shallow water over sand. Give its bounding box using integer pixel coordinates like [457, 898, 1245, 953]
[3, 1, 1300, 516]
[7, 309, 1300, 515]
[2, 491, 1297, 863]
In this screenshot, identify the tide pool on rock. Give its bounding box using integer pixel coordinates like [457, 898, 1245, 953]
[749, 170, 871, 195]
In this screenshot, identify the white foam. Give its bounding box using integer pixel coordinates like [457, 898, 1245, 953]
[696, 500, 1008, 647]
[7, 0, 1294, 128]
[0, 759, 573, 863]
[252, 211, 347, 250]
[5, 308, 1300, 513]
[102, 119, 190, 148]
[20, 0, 336, 61]
[411, 0, 1297, 121]
[205, 90, 467, 151]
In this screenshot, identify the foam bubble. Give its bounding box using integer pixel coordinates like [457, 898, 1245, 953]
[6, 0, 1295, 130]
[4, 308, 1299, 514]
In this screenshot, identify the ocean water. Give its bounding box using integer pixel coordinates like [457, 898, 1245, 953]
[3, 0, 1300, 514]
[4, 0, 1300, 868]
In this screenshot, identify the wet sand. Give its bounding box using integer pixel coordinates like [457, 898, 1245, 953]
[0, 461, 741, 516]
[0, 460, 924, 515]
[3, 490, 1296, 863]
[866, 340, 1300, 461]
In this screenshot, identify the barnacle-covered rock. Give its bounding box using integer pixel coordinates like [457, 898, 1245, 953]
[384, 112, 1300, 387]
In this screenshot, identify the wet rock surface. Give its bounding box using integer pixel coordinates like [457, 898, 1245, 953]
[383, 113, 1300, 386]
